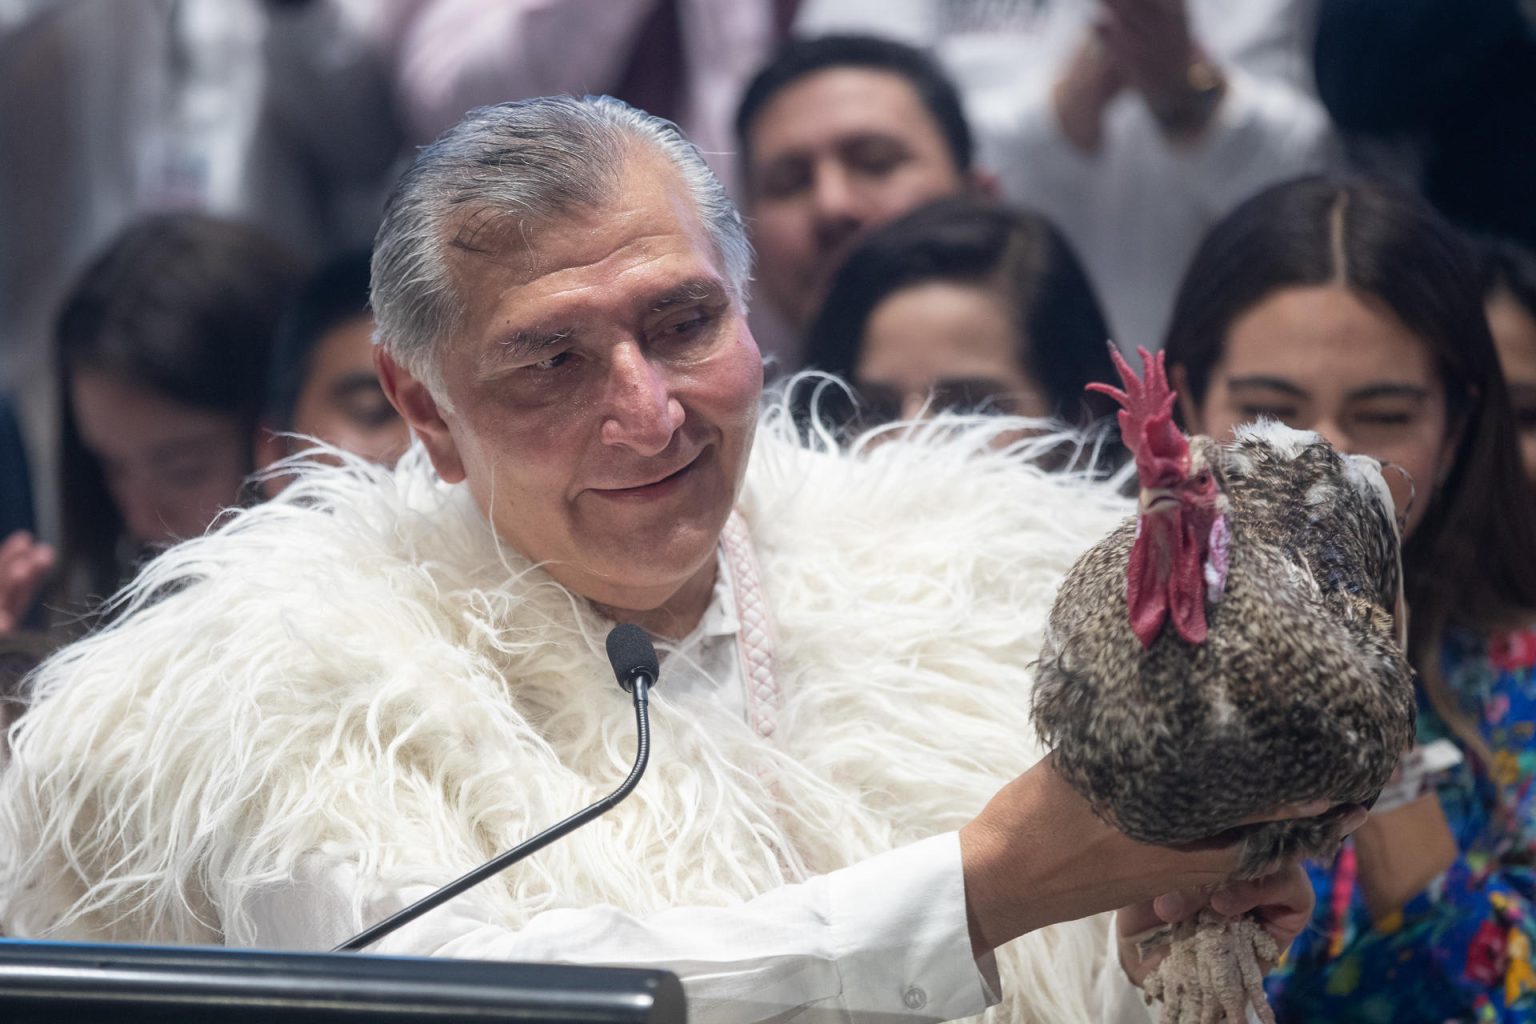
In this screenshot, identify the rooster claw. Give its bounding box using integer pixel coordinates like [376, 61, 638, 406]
[1128, 921, 1176, 961]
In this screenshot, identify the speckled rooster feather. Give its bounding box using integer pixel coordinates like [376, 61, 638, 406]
[1032, 352, 1416, 880]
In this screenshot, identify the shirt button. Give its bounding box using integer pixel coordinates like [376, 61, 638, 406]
[902, 985, 927, 1010]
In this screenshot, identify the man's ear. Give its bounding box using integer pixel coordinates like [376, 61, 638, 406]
[374, 347, 467, 483]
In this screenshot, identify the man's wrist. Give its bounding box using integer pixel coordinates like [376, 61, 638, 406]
[1147, 56, 1226, 140]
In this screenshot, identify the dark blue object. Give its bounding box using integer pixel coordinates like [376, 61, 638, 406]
[0, 939, 686, 1022]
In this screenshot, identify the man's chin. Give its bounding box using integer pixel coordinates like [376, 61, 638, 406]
[572, 548, 721, 638]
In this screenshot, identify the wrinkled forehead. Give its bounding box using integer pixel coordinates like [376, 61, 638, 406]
[437, 154, 727, 294]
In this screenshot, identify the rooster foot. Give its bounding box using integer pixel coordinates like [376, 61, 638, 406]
[1140, 908, 1279, 1024]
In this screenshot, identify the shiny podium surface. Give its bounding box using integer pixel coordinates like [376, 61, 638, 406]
[0, 940, 686, 1022]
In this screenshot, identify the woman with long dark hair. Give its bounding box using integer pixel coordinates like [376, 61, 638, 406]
[54, 212, 302, 609]
[1479, 238, 1536, 491]
[801, 196, 1123, 450]
[1164, 176, 1536, 1022]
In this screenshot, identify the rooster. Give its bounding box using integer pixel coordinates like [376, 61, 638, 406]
[1031, 348, 1416, 1023]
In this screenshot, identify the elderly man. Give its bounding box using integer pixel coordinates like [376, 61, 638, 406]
[0, 97, 1313, 1023]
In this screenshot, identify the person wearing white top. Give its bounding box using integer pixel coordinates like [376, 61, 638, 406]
[797, 0, 1338, 353]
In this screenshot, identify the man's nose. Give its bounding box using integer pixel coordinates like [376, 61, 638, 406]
[599, 342, 685, 454]
[810, 163, 863, 238]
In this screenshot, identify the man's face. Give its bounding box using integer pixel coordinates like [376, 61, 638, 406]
[382, 153, 763, 621]
[744, 67, 970, 331]
[291, 313, 409, 466]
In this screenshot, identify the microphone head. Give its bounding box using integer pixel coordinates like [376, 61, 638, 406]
[605, 624, 659, 691]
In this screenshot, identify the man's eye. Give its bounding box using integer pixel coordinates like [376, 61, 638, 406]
[758, 162, 809, 199]
[665, 314, 712, 339]
[850, 152, 902, 178]
[529, 351, 571, 372]
[844, 140, 906, 178]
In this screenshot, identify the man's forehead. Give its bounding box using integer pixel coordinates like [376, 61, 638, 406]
[441, 156, 717, 286]
[751, 67, 934, 151]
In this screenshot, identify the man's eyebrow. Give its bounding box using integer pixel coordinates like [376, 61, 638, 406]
[648, 278, 728, 313]
[1226, 376, 1309, 398]
[494, 326, 574, 363]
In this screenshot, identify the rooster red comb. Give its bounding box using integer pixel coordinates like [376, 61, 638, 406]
[1087, 346, 1189, 489]
[1087, 345, 1225, 648]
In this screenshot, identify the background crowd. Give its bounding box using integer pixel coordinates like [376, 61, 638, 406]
[1, 1, 1535, 1021]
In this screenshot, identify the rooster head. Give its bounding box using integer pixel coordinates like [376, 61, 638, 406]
[1088, 347, 1229, 648]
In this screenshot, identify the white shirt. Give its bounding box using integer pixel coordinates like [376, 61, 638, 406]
[242, 550, 1152, 1023]
[798, 0, 1336, 353]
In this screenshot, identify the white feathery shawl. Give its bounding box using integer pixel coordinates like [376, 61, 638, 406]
[0, 408, 1132, 1023]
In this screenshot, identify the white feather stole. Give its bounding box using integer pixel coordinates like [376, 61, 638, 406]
[0, 411, 1132, 1023]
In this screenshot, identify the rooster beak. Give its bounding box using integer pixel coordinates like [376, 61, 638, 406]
[1138, 487, 1182, 516]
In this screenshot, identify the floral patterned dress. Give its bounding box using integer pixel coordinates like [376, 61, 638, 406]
[1267, 625, 1536, 1022]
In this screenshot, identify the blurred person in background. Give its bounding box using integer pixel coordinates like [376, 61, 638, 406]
[256, 248, 409, 495]
[733, 34, 995, 370]
[800, 196, 1122, 466]
[797, 0, 1335, 354]
[0, 397, 49, 633]
[0, 0, 404, 544]
[384, 0, 794, 189]
[0, 631, 60, 758]
[47, 212, 301, 619]
[1479, 239, 1536, 492]
[1164, 176, 1536, 1023]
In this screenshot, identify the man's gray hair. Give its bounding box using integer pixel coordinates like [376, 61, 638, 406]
[371, 95, 754, 396]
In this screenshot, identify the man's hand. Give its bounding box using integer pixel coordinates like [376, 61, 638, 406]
[960, 755, 1243, 957]
[1115, 864, 1316, 987]
[960, 757, 1364, 963]
[1097, 0, 1225, 141]
[0, 531, 54, 634]
[1052, 28, 1127, 154]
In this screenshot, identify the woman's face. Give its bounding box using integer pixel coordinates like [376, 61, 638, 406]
[854, 281, 1048, 421]
[1487, 288, 1536, 487]
[1182, 285, 1458, 539]
[71, 371, 250, 547]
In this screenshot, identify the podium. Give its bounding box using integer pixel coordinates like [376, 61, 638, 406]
[0, 940, 686, 1022]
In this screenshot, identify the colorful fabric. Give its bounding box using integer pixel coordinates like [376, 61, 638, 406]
[1268, 624, 1536, 1022]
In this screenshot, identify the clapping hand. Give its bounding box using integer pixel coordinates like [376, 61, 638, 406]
[0, 530, 54, 633]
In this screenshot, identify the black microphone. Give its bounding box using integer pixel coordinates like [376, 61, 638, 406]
[607, 623, 659, 693]
[334, 624, 659, 952]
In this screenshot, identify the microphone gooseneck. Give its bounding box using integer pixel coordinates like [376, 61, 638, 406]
[334, 624, 659, 952]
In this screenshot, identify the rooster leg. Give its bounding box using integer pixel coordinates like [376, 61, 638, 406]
[1143, 910, 1280, 1023]
[1235, 917, 1279, 1024]
[1199, 922, 1224, 1024]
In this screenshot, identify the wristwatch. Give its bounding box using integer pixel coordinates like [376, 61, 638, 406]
[1151, 56, 1226, 138]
